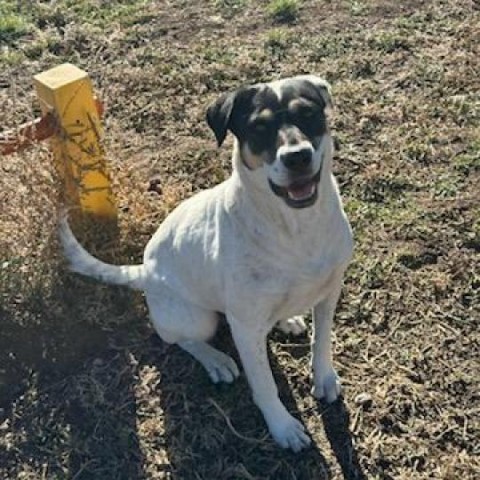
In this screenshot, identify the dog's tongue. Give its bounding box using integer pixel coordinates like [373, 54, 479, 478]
[287, 181, 315, 201]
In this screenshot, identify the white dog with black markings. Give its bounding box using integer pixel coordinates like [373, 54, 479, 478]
[60, 75, 354, 452]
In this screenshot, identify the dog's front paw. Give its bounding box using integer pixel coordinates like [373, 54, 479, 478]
[312, 369, 341, 403]
[268, 412, 311, 452]
[277, 316, 307, 336]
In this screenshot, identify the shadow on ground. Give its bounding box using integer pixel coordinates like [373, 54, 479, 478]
[1, 254, 365, 480]
[1, 286, 367, 480]
[320, 398, 367, 480]
[144, 323, 366, 480]
[0, 279, 147, 480]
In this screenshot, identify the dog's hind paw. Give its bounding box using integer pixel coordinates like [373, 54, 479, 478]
[277, 316, 307, 336]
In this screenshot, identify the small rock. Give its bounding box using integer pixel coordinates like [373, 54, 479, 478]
[148, 176, 162, 195]
[208, 15, 224, 25]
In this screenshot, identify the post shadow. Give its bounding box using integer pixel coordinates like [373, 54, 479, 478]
[65, 335, 147, 480]
[0, 270, 147, 479]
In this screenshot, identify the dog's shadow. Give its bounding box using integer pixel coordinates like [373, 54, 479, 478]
[318, 397, 367, 480]
[146, 323, 365, 480]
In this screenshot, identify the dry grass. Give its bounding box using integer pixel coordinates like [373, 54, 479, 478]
[1, 1, 479, 478]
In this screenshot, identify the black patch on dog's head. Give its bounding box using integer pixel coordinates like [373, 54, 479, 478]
[206, 76, 332, 163]
[206, 87, 258, 147]
[278, 78, 330, 140]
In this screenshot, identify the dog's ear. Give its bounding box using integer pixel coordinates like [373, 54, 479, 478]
[305, 76, 333, 110]
[206, 87, 256, 147]
[206, 92, 236, 147]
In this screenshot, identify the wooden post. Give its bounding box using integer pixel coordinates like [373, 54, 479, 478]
[34, 63, 117, 220]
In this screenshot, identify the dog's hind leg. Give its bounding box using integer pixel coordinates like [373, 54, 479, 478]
[146, 290, 239, 384]
[277, 316, 308, 335]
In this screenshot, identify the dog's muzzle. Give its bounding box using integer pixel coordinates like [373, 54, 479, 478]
[268, 166, 322, 209]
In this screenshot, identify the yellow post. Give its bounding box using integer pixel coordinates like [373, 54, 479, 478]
[34, 63, 117, 220]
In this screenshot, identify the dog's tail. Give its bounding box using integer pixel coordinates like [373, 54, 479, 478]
[59, 216, 146, 290]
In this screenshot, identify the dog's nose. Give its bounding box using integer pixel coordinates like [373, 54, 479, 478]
[281, 148, 313, 171]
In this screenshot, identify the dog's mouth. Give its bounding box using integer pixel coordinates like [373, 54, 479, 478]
[268, 167, 322, 209]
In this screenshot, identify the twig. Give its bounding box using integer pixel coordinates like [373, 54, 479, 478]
[208, 398, 269, 445]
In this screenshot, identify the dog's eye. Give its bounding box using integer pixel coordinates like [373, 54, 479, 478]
[292, 107, 324, 132]
[250, 121, 273, 135]
[298, 108, 318, 120]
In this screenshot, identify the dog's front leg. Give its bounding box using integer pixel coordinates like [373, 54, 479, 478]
[228, 316, 311, 452]
[311, 277, 344, 403]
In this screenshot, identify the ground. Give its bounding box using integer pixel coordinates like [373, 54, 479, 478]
[0, 1, 479, 479]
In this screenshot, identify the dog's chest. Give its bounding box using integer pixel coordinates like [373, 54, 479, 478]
[271, 267, 337, 320]
[230, 209, 352, 319]
[235, 249, 340, 320]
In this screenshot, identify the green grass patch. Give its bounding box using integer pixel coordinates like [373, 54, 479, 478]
[267, 0, 300, 24]
[453, 142, 480, 174]
[432, 171, 465, 198]
[22, 38, 49, 60]
[413, 60, 445, 87]
[201, 45, 237, 65]
[347, 248, 398, 291]
[348, 0, 368, 16]
[360, 175, 420, 203]
[264, 28, 296, 58]
[0, 47, 24, 65]
[307, 34, 355, 61]
[368, 30, 412, 53]
[59, 0, 150, 28]
[345, 196, 420, 238]
[0, 4, 30, 44]
[0, 0, 151, 66]
[399, 132, 437, 164]
[0, 0, 150, 35]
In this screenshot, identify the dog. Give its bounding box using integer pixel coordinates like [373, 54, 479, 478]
[60, 75, 354, 452]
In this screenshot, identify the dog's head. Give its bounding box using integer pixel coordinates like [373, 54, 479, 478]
[207, 75, 333, 209]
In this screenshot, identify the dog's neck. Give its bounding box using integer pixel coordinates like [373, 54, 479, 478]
[227, 138, 338, 240]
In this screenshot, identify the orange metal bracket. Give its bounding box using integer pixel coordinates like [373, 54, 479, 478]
[0, 99, 103, 156]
